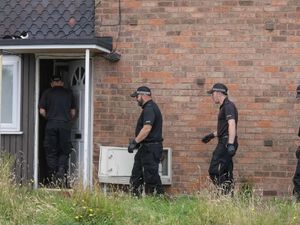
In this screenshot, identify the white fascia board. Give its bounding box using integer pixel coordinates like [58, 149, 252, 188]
[0, 44, 111, 53]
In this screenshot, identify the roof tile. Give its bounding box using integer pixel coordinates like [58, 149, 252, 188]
[47, 17, 55, 28]
[47, 32, 56, 39]
[19, 0, 27, 8]
[19, 24, 28, 33]
[68, 4, 76, 13]
[52, 0, 61, 7]
[62, 10, 71, 21]
[41, 0, 48, 8]
[36, 3, 44, 13]
[57, 3, 65, 14]
[79, 3, 87, 14]
[46, 3, 55, 13]
[20, 10, 27, 20]
[41, 24, 49, 36]
[24, 16, 33, 26]
[0, 12, 5, 22]
[14, 17, 23, 26]
[52, 24, 60, 35]
[58, 17, 66, 29]
[31, 10, 38, 21]
[52, 10, 61, 21]
[35, 17, 44, 28]
[36, 31, 44, 39]
[0, 2, 5, 9]
[41, 10, 49, 22]
[15, 4, 22, 15]
[31, 24, 39, 35]
[62, 24, 72, 35]
[9, 24, 17, 34]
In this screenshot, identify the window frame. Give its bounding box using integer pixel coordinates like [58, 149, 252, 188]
[0, 55, 21, 133]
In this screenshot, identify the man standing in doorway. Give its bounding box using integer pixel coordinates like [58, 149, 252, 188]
[39, 75, 76, 186]
[128, 86, 164, 196]
[293, 85, 300, 202]
[202, 83, 238, 195]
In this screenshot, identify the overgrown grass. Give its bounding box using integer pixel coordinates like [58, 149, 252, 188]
[0, 154, 299, 225]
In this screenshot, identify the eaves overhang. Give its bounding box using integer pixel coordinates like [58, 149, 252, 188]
[0, 37, 112, 54]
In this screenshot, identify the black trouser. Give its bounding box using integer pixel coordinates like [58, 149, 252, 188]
[293, 159, 300, 199]
[130, 142, 164, 196]
[208, 137, 238, 195]
[43, 121, 72, 180]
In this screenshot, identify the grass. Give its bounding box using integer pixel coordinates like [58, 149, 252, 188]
[0, 154, 299, 225]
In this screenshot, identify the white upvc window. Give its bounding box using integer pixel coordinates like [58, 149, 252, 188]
[0, 55, 21, 133]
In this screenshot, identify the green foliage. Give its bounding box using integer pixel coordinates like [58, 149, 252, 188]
[238, 178, 254, 202]
[0, 154, 299, 224]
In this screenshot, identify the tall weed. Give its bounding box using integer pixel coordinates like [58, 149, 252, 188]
[0, 154, 299, 225]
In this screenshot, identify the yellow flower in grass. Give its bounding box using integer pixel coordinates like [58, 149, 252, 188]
[89, 214, 94, 217]
[89, 208, 94, 213]
[75, 216, 79, 220]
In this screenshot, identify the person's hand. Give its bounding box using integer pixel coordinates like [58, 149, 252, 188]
[201, 133, 215, 143]
[296, 146, 300, 159]
[227, 143, 236, 157]
[128, 139, 138, 153]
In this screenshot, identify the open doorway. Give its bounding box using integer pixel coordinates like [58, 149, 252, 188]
[38, 58, 85, 186]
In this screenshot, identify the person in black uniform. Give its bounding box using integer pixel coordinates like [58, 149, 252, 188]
[128, 86, 164, 196]
[293, 85, 300, 202]
[39, 75, 76, 186]
[202, 83, 238, 195]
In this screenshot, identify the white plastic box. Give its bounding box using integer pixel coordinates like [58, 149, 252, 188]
[98, 145, 172, 185]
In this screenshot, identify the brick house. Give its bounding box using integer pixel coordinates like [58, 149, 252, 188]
[0, 0, 113, 188]
[94, 0, 300, 196]
[1, 0, 300, 196]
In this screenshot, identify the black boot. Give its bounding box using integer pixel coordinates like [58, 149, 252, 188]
[132, 185, 143, 197]
[156, 184, 165, 195]
[145, 184, 155, 195]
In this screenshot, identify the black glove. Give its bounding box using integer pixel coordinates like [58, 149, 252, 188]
[227, 143, 236, 157]
[298, 127, 300, 137]
[201, 133, 215, 143]
[296, 146, 300, 159]
[128, 139, 138, 153]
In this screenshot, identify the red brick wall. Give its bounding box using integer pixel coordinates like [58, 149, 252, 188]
[93, 0, 300, 195]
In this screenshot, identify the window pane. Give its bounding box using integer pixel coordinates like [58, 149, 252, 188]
[1, 65, 14, 123]
[0, 56, 21, 132]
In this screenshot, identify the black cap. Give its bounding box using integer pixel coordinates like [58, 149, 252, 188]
[207, 83, 228, 95]
[130, 86, 151, 97]
[297, 85, 300, 98]
[51, 75, 62, 82]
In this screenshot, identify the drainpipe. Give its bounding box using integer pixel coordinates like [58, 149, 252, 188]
[83, 49, 90, 190]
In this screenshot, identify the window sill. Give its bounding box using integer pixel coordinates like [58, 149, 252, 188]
[0, 131, 23, 135]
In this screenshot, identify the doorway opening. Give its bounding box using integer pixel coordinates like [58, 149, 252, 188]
[38, 58, 85, 186]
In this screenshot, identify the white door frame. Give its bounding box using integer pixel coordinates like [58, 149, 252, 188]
[34, 51, 93, 189]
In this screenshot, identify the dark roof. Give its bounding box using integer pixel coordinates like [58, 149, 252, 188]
[0, 37, 113, 53]
[0, 0, 95, 39]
